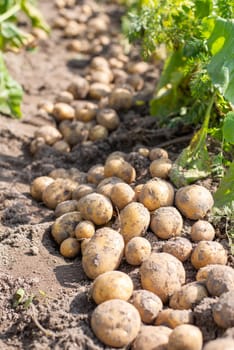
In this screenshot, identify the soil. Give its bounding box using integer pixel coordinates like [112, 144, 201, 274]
[0, 1, 233, 349]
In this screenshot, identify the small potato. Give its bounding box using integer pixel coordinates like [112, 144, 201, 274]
[90, 68, 113, 84]
[91, 271, 133, 304]
[175, 185, 214, 220]
[78, 193, 113, 225]
[203, 338, 234, 350]
[205, 265, 234, 296]
[80, 238, 91, 255]
[150, 206, 183, 239]
[131, 290, 163, 324]
[97, 176, 124, 198]
[91, 299, 141, 348]
[67, 77, 90, 99]
[53, 102, 75, 121]
[105, 151, 126, 163]
[37, 101, 54, 114]
[75, 102, 97, 122]
[59, 120, 89, 145]
[60, 237, 80, 258]
[30, 176, 54, 201]
[134, 184, 144, 201]
[96, 108, 120, 131]
[109, 87, 133, 110]
[34, 125, 62, 145]
[51, 211, 82, 244]
[68, 169, 87, 183]
[64, 21, 85, 37]
[87, 164, 105, 185]
[140, 253, 185, 303]
[149, 158, 172, 179]
[190, 220, 215, 242]
[72, 183, 95, 200]
[54, 200, 78, 217]
[212, 291, 234, 328]
[104, 159, 136, 184]
[132, 325, 172, 350]
[163, 237, 192, 262]
[127, 61, 149, 74]
[155, 308, 194, 328]
[137, 147, 149, 158]
[90, 56, 109, 70]
[110, 183, 135, 210]
[82, 227, 124, 279]
[30, 137, 45, 154]
[139, 178, 174, 211]
[125, 237, 151, 266]
[48, 168, 69, 179]
[42, 179, 77, 209]
[191, 241, 227, 269]
[55, 91, 74, 104]
[89, 83, 111, 100]
[167, 324, 203, 350]
[52, 140, 70, 153]
[149, 148, 168, 161]
[75, 220, 95, 240]
[119, 202, 150, 243]
[127, 74, 144, 91]
[89, 125, 108, 141]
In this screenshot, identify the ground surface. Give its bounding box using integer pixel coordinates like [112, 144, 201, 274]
[0, 1, 233, 349]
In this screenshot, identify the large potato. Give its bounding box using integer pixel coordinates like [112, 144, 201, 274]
[42, 179, 77, 209]
[205, 265, 234, 296]
[104, 158, 136, 184]
[167, 324, 203, 350]
[30, 176, 54, 201]
[91, 299, 141, 347]
[155, 308, 194, 328]
[191, 241, 227, 269]
[82, 227, 124, 279]
[132, 325, 172, 350]
[212, 291, 234, 328]
[150, 206, 183, 239]
[51, 211, 82, 244]
[131, 290, 163, 324]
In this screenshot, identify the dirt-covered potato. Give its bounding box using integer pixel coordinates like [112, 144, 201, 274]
[205, 265, 234, 296]
[127, 74, 144, 91]
[140, 252, 186, 303]
[55, 91, 74, 104]
[139, 178, 174, 211]
[196, 264, 220, 282]
[132, 325, 172, 350]
[30, 176, 54, 201]
[212, 291, 234, 328]
[42, 179, 77, 209]
[127, 61, 149, 74]
[89, 82, 111, 100]
[67, 77, 90, 99]
[72, 183, 95, 200]
[91, 271, 133, 304]
[89, 124, 108, 141]
[191, 241, 227, 269]
[131, 290, 163, 324]
[119, 202, 150, 243]
[203, 338, 234, 350]
[125, 237, 151, 265]
[167, 324, 203, 350]
[190, 220, 215, 242]
[80, 238, 91, 255]
[149, 159, 172, 179]
[30, 137, 45, 154]
[134, 184, 144, 201]
[75, 102, 97, 122]
[64, 21, 85, 37]
[155, 308, 194, 328]
[149, 148, 168, 161]
[150, 206, 183, 239]
[34, 125, 62, 145]
[91, 299, 141, 348]
[54, 199, 78, 217]
[59, 120, 89, 145]
[169, 281, 208, 310]
[77, 193, 113, 225]
[175, 185, 214, 220]
[97, 176, 124, 198]
[104, 159, 136, 184]
[51, 211, 82, 244]
[105, 151, 126, 163]
[82, 227, 124, 279]
[87, 165, 105, 185]
[52, 140, 70, 153]
[110, 182, 135, 210]
[90, 68, 113, 84]
[162, 237, 193, 262]
[60, 237, 80, 258]
[108, 87, 133, 110]
[75, 220, 95, 240]
[96, 108, 120, 131]
[48, 168, 69, 179]
[137, 147, 149, 158]
[53, 102, 75, 121]
[90, 56, 109, 70]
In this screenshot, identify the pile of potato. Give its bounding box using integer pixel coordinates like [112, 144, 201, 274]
[30, 147, 234, 349]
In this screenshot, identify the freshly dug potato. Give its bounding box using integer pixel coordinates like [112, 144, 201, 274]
[203, 338, 234, 350]
[212, 291, 234, 328]
[167, 324, 203, 350]
[75, 220, 95, 240]
[52, 140, 70, 153]
[190, 220, 215, 242]
[90, 68, 113, 84]
[51, 211, 82, 244]
[80, 238, 91, 255]
[131, 290, 163, 324]
[75, 102, 97, 122]
[60, 237, 80, 258]
[119, 202, 150, 243]
[139, 178, 174, 211]
[104, 159, 136, 184]
[34, 125, 62, 145]
[149, 159, 172, 179]
[110, 182, 135, 210]
[55, 91, 74, 104]
[196, 264, 220, 282]
[108, 87, 133, 110]
[150, 206, 183, 239]
[169, 281, 208, 310]
[140, 252, 186, 303]
[42, 179, 77, 209]
[59, 120, 89, 145]
[127, 61, 149, 74]
[30, 137, 45, 154]
[78, 193, 113, 225]
[134, 184, 144, 201]
[105, 151, 126, 163]
[89, 83, 111, 100]
[68, 169, 87, 183]
[162, 237, 192, 262]
[206, 265, 234, 296]
[53, 102, 75, 121]
[127, 74, 144, 91]
[175, 185, 214, 220]
[91, 271, 133, 304]
[54, 199, 78, 217]
[82, 227, 124, 279]
[67, 77, 90, 99]
[37, 100, 54, 114]
[96, 108, 120, 131]
[97, 176, 124, 198]
[87, 164, 105, 185]
[72, 183, 95, 200]
[89, 125, 108, 141]
[30, 176, 54, 201]
[49, 168, 69, 179]
[191, 241, 227, 269]
[125, 237, 151, 265]
[90, 56, 109, 70]
[91, 299, 141, 347]
[155, 308, 194, 328]
[64, 21, 85, 37]
[149, 148, 168, 161]
[132, 325, 172, 350]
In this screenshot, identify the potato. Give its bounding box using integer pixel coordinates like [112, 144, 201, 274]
[30, 176, 54, 201]
[203, 338, 234, 350]
[54, 200, 78, 217]
[78, 193, 113, 225]
[110, 183, 135, 210]
[96, 108, 120, 131]
[82, 227, 124, 279]
[48, 168, 69, 179]
[125, 237, 151, 265]
[52, 140, 70, 153]
[162, 237, 192, 262]
[139, 178, 175, 211]
[89, 83, 111, 100]
[87, 164, 105, 185]
[190, 220, 215, 242]
[205, 265, 234, 296]
[108, 87, 133, 110]
[30, 137, 45, 154]
[155, 308, 194, 328]
[34, 125, 62, 145]
[55, 91, 74, 104]
[127, 74, 144, 91]
[67, 77, 90, 99]
[104, 159, 136, 184]
[149, 148, 168, 161]
[167, 324, 203, 350]
[37, 100, 54, 114]
[196, 264, 220, 282]
[67, 39, 90, 53]
[137, 147, 150, 158]
[60, 237, 80, 258]
[91, 299, 141, 347]
[175, 185, 214, 220]
[64, 21, 84, 37]
[75, 220, 95, 240]
[51, 211, 82, 244]
[53, 102, 75, 121]
[140, 252, 186, 303]
[131, 290, 163, 324]
[68, 169, 87, 183]
[212, 291, 234, 328]
[80, 238, 91, 255]
[91, 271, 133, 304]
[59, 120, 89, 145]
[89, 125, 108, 141]
[150, 206, 183, 239]
[72, 183, 95, 200]
[105, 151, 126, 163]
[132, 325, 172, 350]
[90, 56, 109, 70]
[75, 102, 97, 122]
[119, 202, 150, 243]
[134, 184, 144, 201]
[42, 179, 77, 209]
[90, 68, 113, 84]
[169, 281, 208, 310]
[149, 158, 172, 179]
[191, 241, 227, 269]
[97, 176, 124, 198]
[53, 16, 67, 28]
[127, 61, 149, 74]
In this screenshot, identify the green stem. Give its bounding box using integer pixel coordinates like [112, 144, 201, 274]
[0, 3, 21, 23]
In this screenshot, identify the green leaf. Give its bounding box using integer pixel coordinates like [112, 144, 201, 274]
[12, 288, 25, 308]
[223, 111, 234, 143]
[21, 0, 50, 33]
[213, 161, 234, 211]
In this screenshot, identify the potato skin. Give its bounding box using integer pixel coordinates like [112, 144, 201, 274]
[72, 183, 95, 200]
[167, 324, 203, 350]
[97, 176, 123, 198]
[125, 237, 151, 266]
[212, 291, 234, 328]
[132, 325, 172, 350]
[163, 237, 192, 262]
[155, 308, 194, 328]
[91, 299, 141, 347]
[51, 211, 82, 244]
[110, 182, 135, 210]
[82, 227, 124, 279]
[150, 206, 183, 239]
[190, 220, 215, 242]
[131, 290, 163, 324]
[205, 265, 234, 296]
[42, 179, 77, 209]
[203, 338, 234, 350]
[149, 158, 172, 179]
[75, 220, 95, 240]
[60, 237, 80, 258]
[149, 148, 168, 161]
[104, 159, 136, 184]
[191, 241, 227, 269]
[34, 125, 62, 145]
[30, 176, 54, 201]
[54, 200, 78, 217]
